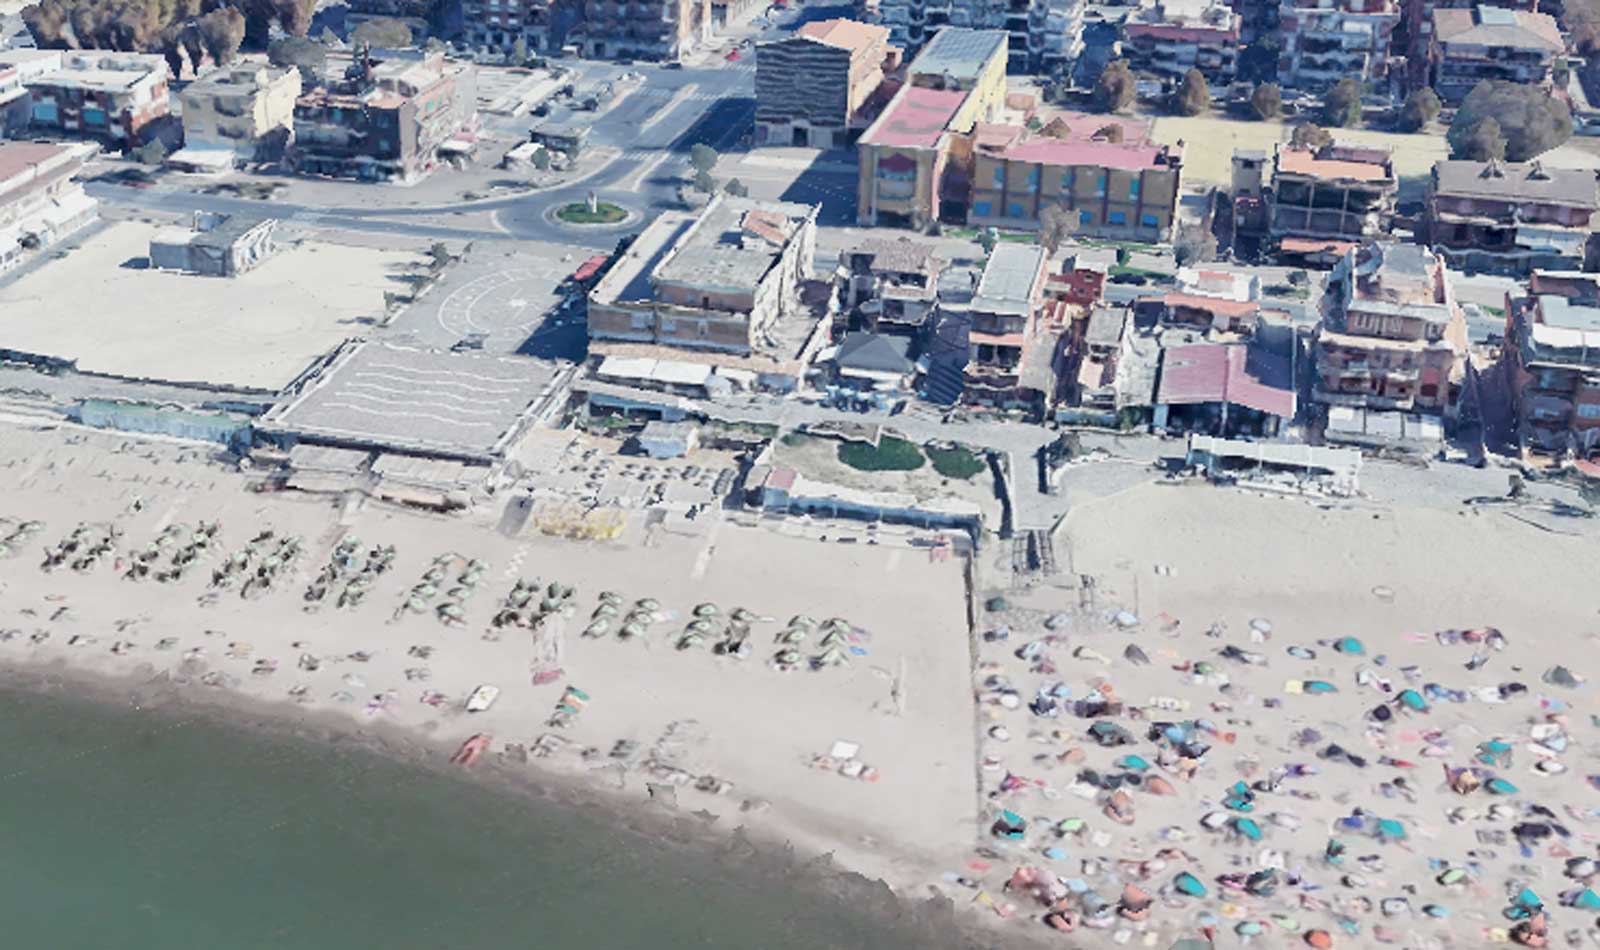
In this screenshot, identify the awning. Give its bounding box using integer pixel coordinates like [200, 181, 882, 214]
[163, 146, 236, 172]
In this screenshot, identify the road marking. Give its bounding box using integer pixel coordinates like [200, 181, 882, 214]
[642, 83, 700, 130]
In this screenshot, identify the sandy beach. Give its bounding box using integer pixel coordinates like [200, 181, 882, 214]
[7, 416, 1600, 949]
[0, 421, 978, 899]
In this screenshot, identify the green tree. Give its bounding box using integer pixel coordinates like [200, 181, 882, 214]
[1250, 82, 1281, 121]
[269, 35, 327, 72]
[1094, 123, 1124, 143]
[977, 227, 998, 257]
[1447, 80, 1572, 161]
[1038, 202, 1078, 255]
[531, 147, 552, 171]
[1094, 59, 1136, 114]
[511, 35, 528, 65]
[1174, 68, 1209, 116]
[723, 178, 749, 197]
[1289, 122, 1332, 151]
[689, 143, 719, 174]
[1399, 87, 1441, 132]
[692, 168, 716, 193]
[1452, 117, 1507, 161]
[135, 138, 168, 165]
[1322, 77, 1363, 128]
[1173, 222, 1217, 267]
[197, 7, 245, 65]
[351, 16, 412, 48]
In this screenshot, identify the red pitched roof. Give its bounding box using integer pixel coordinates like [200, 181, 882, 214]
[1158, 343, 1295, 418]
[861, 87, 969, 149]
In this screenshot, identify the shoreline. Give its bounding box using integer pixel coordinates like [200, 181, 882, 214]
[0, 654, 1011, 950]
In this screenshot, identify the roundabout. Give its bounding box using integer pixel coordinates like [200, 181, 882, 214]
[554, 200, 629, 225]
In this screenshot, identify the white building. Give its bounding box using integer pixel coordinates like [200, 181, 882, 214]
[872, 0, 1083, 72]
[0, 140, 98, 272]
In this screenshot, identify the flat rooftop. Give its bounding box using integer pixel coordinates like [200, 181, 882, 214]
[653, 195, 815, 293]
[906, 27, 1006, 82]
[0, 221, 418, 392]
[972, 244, 1044, 315]
[258, 340, 568, 462]
[860, 86, 968, 149]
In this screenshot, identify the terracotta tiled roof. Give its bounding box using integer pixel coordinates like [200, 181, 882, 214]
[798, 18, 890, 53]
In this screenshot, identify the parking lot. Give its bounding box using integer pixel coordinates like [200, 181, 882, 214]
[384, 242, 604, 359]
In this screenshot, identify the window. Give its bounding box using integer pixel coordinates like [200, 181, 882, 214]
[973, 200, 993, 217]
[1079, 209, 1093, 225]
[1419, 384, 1439, 399]
[1060, 170, 1074, 190]
[1096, 173, 1106, 196]
[1141, 213, 1159, 228]
[1108, 211, 1126, 226]
[992, 165, 1006, 187]
[1007, 202, 1026, 218]
[1026, 167, 1039, 188]
[1129, 177, 1141, 199]
[1578, 404, 1600, 420]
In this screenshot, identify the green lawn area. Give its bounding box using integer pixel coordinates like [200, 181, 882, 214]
[556, 201, 627, 224]
[926, 444, 986, 480]
[837, 436, 926, 472]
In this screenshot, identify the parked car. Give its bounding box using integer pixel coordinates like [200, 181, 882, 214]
[725, 49, 741, 61]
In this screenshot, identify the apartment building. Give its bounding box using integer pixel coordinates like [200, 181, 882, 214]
[856, 28, 1008, 227]
[463, 0, 557, 54]
[0, 140, 97, 272]
[870, 0, 1082, 73]
[587, 194, 820, 355]
[178, 66, 301, 165]
[20, 51, 170, 146]
[580, 0, 711, 61]
[842, 236, 944, 332]
[963, 243, 1057, 413]
[1121, 0, 1243, 86]
[966, 114, 1184, 243]
[1141, 266, 1266, 334]
[1230, 0, 1280, 44]
[1398, 0, 1538, 87]
[755, 19, 899, 149]
[1425, 160, 1600, 276]
[1428, 5, 1563, 103]
[1267, 141, 1397, 267]
[1313, 241, 1468, 415]
[292, 52, 477, 182]
[1277, 0, 1400, 94]
[1502, 272, 1600, 458]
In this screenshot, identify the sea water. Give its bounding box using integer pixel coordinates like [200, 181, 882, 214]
[0, 683, 972, 950]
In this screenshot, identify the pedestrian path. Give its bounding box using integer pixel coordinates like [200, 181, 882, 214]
[618, 149, 691, 165]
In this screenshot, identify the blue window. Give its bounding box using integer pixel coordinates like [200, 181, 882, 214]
[1130, 177, 1141, 199]
[1096, 173, 1107, 196]
[1061, 170, 1074, 190]
[1109, 211, 1127, 226]
[1079, 210, 1093, 225]
[1026, 167, 1040, 188]
[31, 102, 57, 123]
[1141, 213, 1159, 228]
[973, 200, 993, 217]
[992, 165, 1006, 187]
[82, 107, 107, 127]
[1007, 202, 1026, 218]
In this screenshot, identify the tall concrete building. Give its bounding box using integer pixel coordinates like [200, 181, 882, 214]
[755, 19, 899, 149]
[1277, 0, 1400, 94]
[462, 0, 558, 55]
[579, 0, 712, 61]
[870, 0, 1083, 73]
[178, 65, 301, 166]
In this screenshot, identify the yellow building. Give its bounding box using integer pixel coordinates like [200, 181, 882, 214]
[856, 27, 1006, 228]
[179, 65, 301, 166]
[966, 115, 1183, 243]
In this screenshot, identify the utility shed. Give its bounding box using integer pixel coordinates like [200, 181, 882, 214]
[635, 420, 700, 459]
[149, 215, 278, 277]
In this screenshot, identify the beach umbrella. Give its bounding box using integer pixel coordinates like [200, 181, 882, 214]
[1334, 637, 1364, 655]
[592, 603, 618, 620]
[1486, 778, 1519, 795]
[777, 628, 807, 645]
[731, 607, 756, 623]
[636, 598, 660, 612]
[1234, 817, 1263, 841]
[788, 615, 816, 630]
[584, 619, 612, 638]
[1375, 819, 1407, 841]
[1173, 872, 1206, 898]
[693, 603, 719, 618]
[620, 622, 645, 640]
[1304, 680, 1338, 695]
[1396, 689, 1428, 712]
[685, 619, 713, 634]
[676, 632, 705, 651]
[599, 590, 622, 606]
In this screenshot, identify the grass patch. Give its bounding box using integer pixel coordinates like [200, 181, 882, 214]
[927, 444, 986, 480]
[556, 201, 627, 224]
[837, 436, 925, 472]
